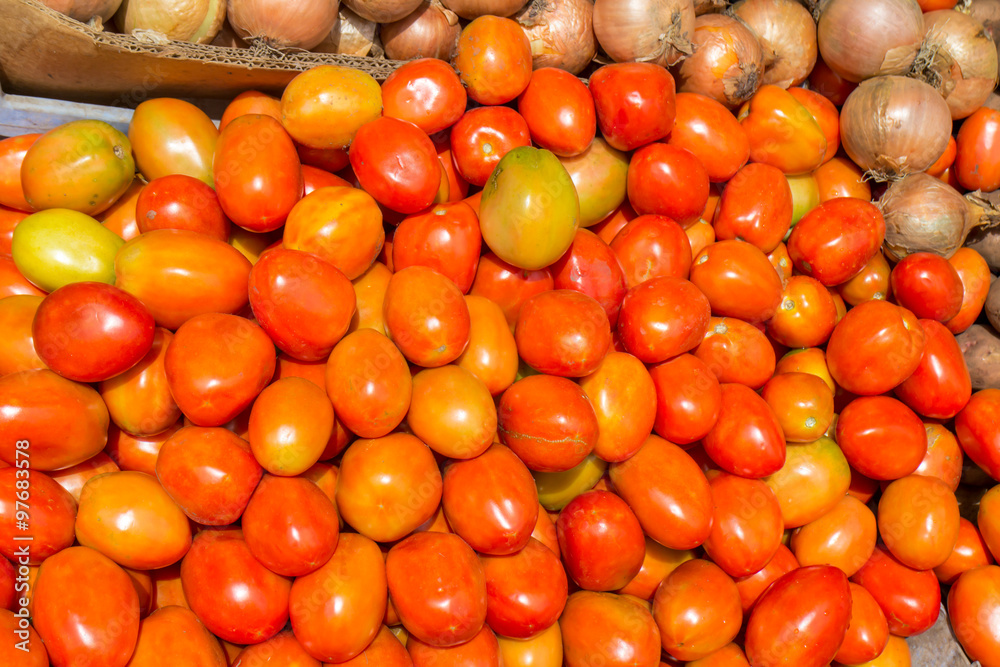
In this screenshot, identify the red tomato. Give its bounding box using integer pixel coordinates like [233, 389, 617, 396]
[703, 473, 784, 578]
[739, 85, 827, 175]
[32, 281, 154, 383]
[649, 354, 722, 445]
[125, 604, 226, 667]
[518, 67, 596, 157]
[136, 174, 230, 241]
[956, 389, 1000, 481]
[765, 436, 851, 529]
[408, 624, 502, 666]
[851, 546, 941, 637]
[690, 240, 782, 323]
[938, 520, 995, 584]
[684, 644, 750, 667]
[551, 229, 629, 327]
[833, 583, 889, 665]
[557, 490, 646, 591]
[808, 56, 857, 106]
[455, 295, 518, 396]
[481, 537, 568, 638]
[470, 252, 554, 329]
[392, 201, 482, 293]
[956, 106, 1000, 192]
[610, 214, 692, 288]
[408, 365, 496, 460]
[297, 144, 350, 174]
[433, 134, 471, 203]
[786, 198, 885, 286]
[732, 544, 799, 614]
[703, 384, 785, 479]
[894, 319, 972, 419]
[0, 608, 47, 665]
[214, 115, 302, 232]
[232, 629, 323, 667]
[668, 93, 749, 182]
[744, 566, 851, 667]
[181, 528, 291, 645]
[948, 565, 1000, 667]
[0, 206, 27, 257]
[0, 256, 44, 299]
[0, 295, 45, 377]
[106, 422, 178, 476]
[946, 247, 991, 333]
[766, 276, 839, 348]
[760, 372, 834, 443]
[653, 559, 742, 661]
[627, 144, 709, 226]
[515, 289, 611, 377]
[694, 317, 776, 389]
[450, 106, 531, 187]
[560, 591, 662, 667]
[878, 474, 960, 570]
[714, 163, 793, 253]
[812, 155, 870, 203]
[453, 15, 532, 106]
[219, 90, 282, 132]
[579, 351, 657, 462]
[349, 117, 440, 214]
[617, 277, 711, 363]
[836, 395, 926, 480]
[890, 252, 964, 322]
[99, 328, 181, 437]
[384, 266, 470, 366]
[590, 63, 677, 152]
[301, 164, 352, 195]
[381, 58, 467, 135]
[0, 134, 39, 212]
[912, 423, 963, 492]
[0, 468, 75, 564]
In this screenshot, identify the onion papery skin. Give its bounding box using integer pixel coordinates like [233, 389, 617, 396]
[227, 0, 340, 50]
[514, 0, 596, 75]
[593, 0, 697, 68]
[817, 0, 924, 82]
[313, 5, 379, 56]
[441, 0, 528, 18]
[40, 0, 123, 21]
[879, 172, 980, 260]
[730, 0, 817, 89]
[115, 0, 227, 44]
[343, 0, 423, 22]
[381, 1, 462, 61]
[674, 13, 764, 108]
[918, 9, 999, 120]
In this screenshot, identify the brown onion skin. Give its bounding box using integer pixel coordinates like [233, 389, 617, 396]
[381, 0, 462, 61]
[39, 0, 123, 21]
[921, 10, 1000, 120]
[227, 0, 340, 50]
[879, 173, 978, 260]
[818, 0, 924, 83]
[840, 76, 952, 180]
[343, 0, 422, 22]
[694, 0, 726, 13]
[514, 0, 596, 75]
[674, 13, 764, 108]
[313, 6, 378, 56]
[966, 0, 1000, 46]
[730, 0, 817, 89]
[593, 0, 697, 68]
[442, 0, 528, 18]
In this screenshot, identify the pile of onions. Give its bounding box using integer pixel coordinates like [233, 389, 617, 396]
[964, 0, 1000, 45]
[918, 9, 999, 119]
[343, 0, 422, 22]
[441, 0, 528, 18]
[817, 0, 924, 82]
[115, 0, 227, 44]
[593, 0, 696, 68]
[840, 75, 952, 179]
[879, 173, 983, 259]
[674, 13, 763, 108]
[730, 0, 817, 89]
[40, 0, 124, 22]
[314, 5, 379, 56]
[227, 0, 340, 50]
[381, 0, 461, 60]
[513, 0, 595, 75]
[694, 0, 726, 13]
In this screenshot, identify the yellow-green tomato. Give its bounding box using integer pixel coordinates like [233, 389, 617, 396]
[787, 173, 821, 226]
[480, 146, 580, 270]
[559, 138, 629, 227]
[534, 454, 608, 511]
[11, 209, 124, 292]
[20, 120, 135, 216]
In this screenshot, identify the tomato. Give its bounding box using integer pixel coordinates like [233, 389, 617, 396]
[0, 134, 39, 212]
[384, 265, 470, 366]
[533, 454, 607, 512]
[33, 546, 139, 667]
[129, 98, 218, 185]
[470, 252, 554, 330]
[909, 424, 962, 493]
[627, 144, 708, 226]
[715, 164, 793, 253]
[938, 517, 995, 586]
[695, 317, 775, 389]
[381, 58, 466, 135]
[246, 377, 332, 476]
[589, 63, 677, 152]
[516, 68, 595, 157]
[106, 421, 178, 476]
[46, 452, 118, 502]
[0, 369, 108, 470]
[349, 117, 440, 214]
[301, 164, 352, 195]
[13, 208, 123, 292]
[452, 295, 517, 396]
[668, 93, 749, 183]
[232, 629, 322, 667]
[578, 352, 656, 462]
[765, 435, 851, 529]
[851, 546, 941, 637]
[0, 295, 45, 376]
[135, 175, 228, 242]
[946, 248, 991, 334]
[97, 328, 179, 436]
[837, 250, 890, 307]
[0, 205, 27, 257]
[787, 198, 885, 286]
[560, 138, 630, 227]
[481, 537, 567, 638]
[791, 494, 877, 578]
[653, 559, 741, 661]
[392, 202, 481, 294]
[878, 474, 960, 570]
[181, 528, 291, 645]
[0, 256, 44, 298]
[560, 591, 661, 667]
[21, 120, 134, 216]
[957, 390, 1000, 481]
[348, 261, 391, 335]
[765, 276, 838, 349]
[833, 583, 889, 666]
[453, 15, 532, 105]
[617, 277, 711, 363]
[786, 173, 821, 225]
[891, 253, 965, 325]
[408, 624, 501, 665]
[281, 65, 382, 149]
[703, 383, 785, 478]
[837, 395, 926, 480]
[498, 622, 563, 667]
[649, 354, 722, 445]
[218, 90, 282, 132]
[0, 468, 74, 564]
[619, 538, 696, 601]
[498, 374, 598, 472]
[813, 155, 870, 202]
[707, 473, 784, 579]
[336, 433, 442, 542]
[610, 214, 692, 288]
[690, 240, 782, 323]
[956, 106, 1000, 192]
[825, 300, 926, 396]
[387, 531, 487, 647]
[515, 290, 611, 377]
[0, 608, 47, 666]
[609, 435, 714, 550]
[894, 320, 972, 420]
[761, 372, 834, 443]
[739, 85, 827, 175]
[557, 490, 645, 591]
[126, 605, 226, 666]
[948, 565, 1000, 667]
[731, 544, 798, 615]
[449, 107, 530, 188]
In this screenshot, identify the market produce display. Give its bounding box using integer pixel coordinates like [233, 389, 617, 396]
[5, 0, 1000, 666]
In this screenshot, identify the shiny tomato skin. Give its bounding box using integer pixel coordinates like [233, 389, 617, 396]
[126, 605, 227, 667]
[948, 565, 1000, 665]
[408, 365, 498, 461]
[0, 609, 47, 665]
[766, 276, 839, 349]
[590, 63, 677, 152]
[99, 328, 180, 437]
[878, 474, 960, 571]
[130, 98, 218, 186]
[0, 256, 44, 298]
[518, 67, 596, 157]
[32, 281, 155, 383]
[956, 106, 1000, 192]
[181, 528, 291, 645]
[408, 625, 502, 666]
[703, 473, 784, 578]
[136, 174, 230, 241]
[231, 629, 322, 667]
[788, 87, 840, 162]
[456, 295, 518, 396]
[617, 277, 711, 363]
[579, 351, 657, 462]
[653, 559, 742, 661]
[0, 295, 45, 377]
[350, 117, 440, 214]
[627, 144, 709, 226]
[560, 591, 662, 667]
[744, 565, 851, 667]
[837, 249, 891, 306]
[611, 214, 692, 288]
[732, 544, 799, 615]
[649, 354, 722, 445]
[106, 422, 178, 476]
[689, 240, 783, 323]
[0, 134, 39, 212]
[837, 395, 927, 481]
[0, 468, 75, 564]
[453, 15, 532, 106]
[481, 537, 568, 639]
[703, 383, 785, 479]
[0, 205, 27, 257]
[851, 546, 941, 637]
[894, 319, 972, 419]
[301, 164, 351, 195]
[714, 163, 793, 253]
[890, 252, 964, 322]
[786, 198, 885, 286]
[392, 201, 481, 293]
[739, 85, 827, 176]
[551, 228, 629, 327]
[913, 423, 963, 492]
[384, 265, 471, 367]
[956, 390, 1000, 481]
[760, 371, 834, 443]
[381, 58, 467, 135]
[669, 93, 749, 183]
[470, 252, 554, 330]
[764, 436, 851, 529]
[833, 582, 890, 665]
[791, 494, 877, 578]
[515, 289, 612, 377]
[557, 490, 645, 591]
[450, 106, 531, 188]
[945, 247, 992, 334]
[812, 155, 870, 202]
[694, 316, 775, 389]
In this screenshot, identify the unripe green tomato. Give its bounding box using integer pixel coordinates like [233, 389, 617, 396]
[12, 209, 124, 292]
[559, 138, 629, 227]
[787, 173, 821, 226]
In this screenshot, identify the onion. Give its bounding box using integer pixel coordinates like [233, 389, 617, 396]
[513, 0, 596, 75]
[694, 0, 726, 13]
[879, 172, 983, 259]
[211, 18, 249, 46]
[227, 0, 339, 50]
[39, 0, 123, 22]
[441, 0, 528, 17]
[915, 10, 999, 119]
[313, 5, 379, 56]
[342, 0, 422, 22]
[818, 0, 924, 82]
[729, 0, 817, 89]
[115, 0, 226, 43]
[963, 0, 1000, 45]
[593, 0, 696, 68]
[381, 0, 461, 60]
[840, 75, 953, 180]
[674, 13, 763, 108]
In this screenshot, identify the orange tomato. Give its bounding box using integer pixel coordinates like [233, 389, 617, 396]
[689, 240, 783, 323]
[560, 591, 661, 667]
[791, 494, 877, 577]
[383, 266, 471, 367]
[694, 317, 776, 389]
[649, 353, 722, 445]
[739, 85, 827, 175]
[219, 90, 282, 132]
[578, 351, 657, 462]
[878, 474, 960, 571]
[0, 134, 39, 212]
[654, 559, 742, 661]
[703, 473, 784, 578]
[669, 92, 749, 183]
[0, 294, 46, 376]
[732, 544, 798, 614]
[453, 15, 532, 106]
[760, 372, 834, 443]
[99, 327, 180, 437]
[247, 377, 333, 476]
[945, 247, 991, 334]
[812, 155, 871, 202]
[129, 98, 218, 186]
[764, 436, 851, 528]
[948, 565, 1000, 666]
[281, 65, 382, 149]
[935, 518, 995, 585]
[408, 365, 497, 460]
[348, 260, 391, 335]
[833, 583, 889, 665]
[455, 295, 518, 396]
[127, 606, 227, 666]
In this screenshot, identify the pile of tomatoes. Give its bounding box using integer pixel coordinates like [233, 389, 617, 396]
[2, 11, 1000, 667]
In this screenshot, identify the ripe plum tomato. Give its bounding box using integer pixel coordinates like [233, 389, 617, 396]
[180, 528, 291, 645]
[392, 201, 482, 293]
[825, 300, 926, 396]
[788, 87, 840, 162]
[518, 67, 596, 157]
[560, 591, 662, 667]
[557, 490, 645, 591]
[703, 383, 785, 479]
[551, 228, 628, 327]
[894, 319, 972, 419]
[32, 281, 154, 383]
[89, 178, 142, 241]
[408, 365, 497, 460]
[836, 395, 926, 481]
[383, 265, 471, 367]
[301, 164, 351, 195]
[231, 629, 323, 666]
[129, 98, 217, 186]
[336, 433, 442, 543]
[470, 252, 554, 329]
[668, 92, 749, 182]
[766, 275, 839, 348]
[281, 65, 382, 150]
[617, 277, 711, 363]
[381, 58, 467, 135]
[833, 583, 889, 665]
[453, 15, 532, 105]
[945, 247, 991, 334]
[890, 252, 964, 322]
[386, 531, 487, 647]
[0, 294, 45, 376]
[761, 372, 834, 443]
[627, 144, 709, 226]
[349, 117, 440, 214]
[481, 537, 568, 639]
[155, 426, 262, 525]
[32, 546, 139, 667]
[219, 90, 281, 131]
[610, 214, 692, 288]
[560, 138, 630, 228]
[348, 261, 391, 335]
[619, 538, 696, 600]
[851, 546, 941, 637]
[609, 435, 714, 550]
[136, 174, 230, 241]
[704, 473, 783, 578]
[99, 328, 181, 437]
[579, 351, 657, 462]
[958, 390, 1000, 484]
[126, 606, 227, 667]
[739, 85, 827, 175]
[913, 423, 963, 492]
[714, 163, 793, 253]
[0, 133, 39, 211]
[407, 625, 502, 665]
[951, 567, 1000, 667]
[450, 106, 531, 188]
[589, 63, 677, 152]
[0, 468, 74, 564]
[649, 354, 722, 445]
[745, 566, 851, 667]
[694, 317, 775, 389]
[956, 106, 1000, 192]
[515, 289, 611, 377]
[689, 240, 783, 323]
[0, 205, 27, 256]
[653, 559, 742, 661]
[443, 444, 537, 555]
[48, 452, 120, 502]
[786, 198, 885, 286]
[878, 474, 960, 571]
[248, 248, 355, 362]
[498, 374, 598, 472]
[812, 155, 870, 202]
[455, 295, 518, 396]
[732, 544, 798, 614]
[764, 436, 851, 529]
